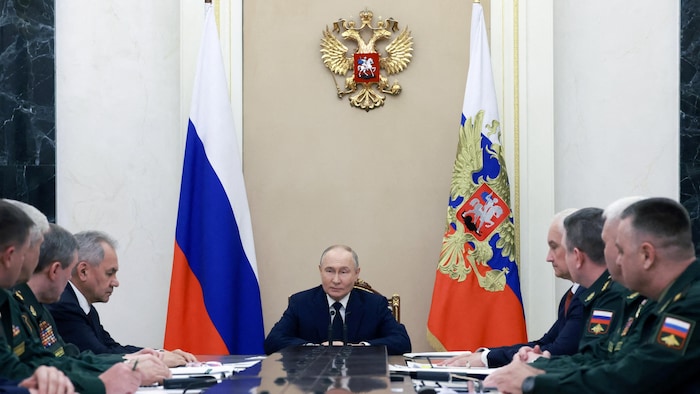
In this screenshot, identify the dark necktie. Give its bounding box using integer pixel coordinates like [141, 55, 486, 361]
[331, 302, 344, 342]
[564, 289, 574, 317]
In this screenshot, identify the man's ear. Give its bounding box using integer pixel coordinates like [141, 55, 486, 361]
[47, 261, 62, 279]
[573, 247, 585, 268]
[0, 245, 15, 270]
[74, 261, 90, 281]
[641, 242, 656, 270]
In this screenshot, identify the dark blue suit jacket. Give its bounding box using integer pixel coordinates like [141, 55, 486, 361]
[263, 286, 411, 355]
[486, 285, 585, 367]
[0, 379, 27, 394]
[46, 284, 142, 355]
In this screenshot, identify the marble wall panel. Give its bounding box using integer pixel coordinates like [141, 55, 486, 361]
[681, 0, 700, 253]
[0, 0, 55, 221]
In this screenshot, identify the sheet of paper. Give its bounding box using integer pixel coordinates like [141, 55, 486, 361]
[403, 351, 469, 358]
[390, 362, 496, 376]
[170, 360, 261, 377]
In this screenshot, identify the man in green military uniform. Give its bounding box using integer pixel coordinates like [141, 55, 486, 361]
[13, 224, 172, 371]
[486, 197, 700, 393]
[540, 208, 625, 358]
[518, 198, 651, 368]
[0, 201, 166, 393]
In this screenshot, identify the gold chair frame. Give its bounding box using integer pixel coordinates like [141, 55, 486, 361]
[353, 278, 401, 323]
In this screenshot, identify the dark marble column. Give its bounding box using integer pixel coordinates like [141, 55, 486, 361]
[0, 0, 55, 222]
[681, 0, 700, 253]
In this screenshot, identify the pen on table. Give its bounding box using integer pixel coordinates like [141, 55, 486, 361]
[132, 360, 139, 371]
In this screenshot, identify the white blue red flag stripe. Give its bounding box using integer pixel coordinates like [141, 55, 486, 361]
[164, 3, 264, 355]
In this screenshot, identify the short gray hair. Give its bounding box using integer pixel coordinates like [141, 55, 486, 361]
[2, 199, 49, 247]
[74, 231, 118, 268]
[319, 245, 359, 268]
[603, 196, 646, 223]
[552, 208, 578, 232]
[37, 224, 78, 272]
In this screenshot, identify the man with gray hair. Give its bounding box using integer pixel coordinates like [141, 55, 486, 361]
[2, 199, 49, 284]
[48, 230, 196, 367]
[264, 244, 411, 355]
[441, 209, 586, 368]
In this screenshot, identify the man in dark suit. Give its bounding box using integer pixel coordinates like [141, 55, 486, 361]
[47, 231, 196, 367]
[263, 245, 411, 355]
[442, 210, 586, 368]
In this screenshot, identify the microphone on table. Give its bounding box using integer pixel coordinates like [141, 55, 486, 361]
[343, 311, 351, 347]
[328, 308, 335, 347]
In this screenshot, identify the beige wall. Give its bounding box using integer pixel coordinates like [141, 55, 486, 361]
[244, 0, 486, 352]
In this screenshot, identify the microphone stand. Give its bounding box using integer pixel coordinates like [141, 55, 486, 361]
[328, 309, 335, 347]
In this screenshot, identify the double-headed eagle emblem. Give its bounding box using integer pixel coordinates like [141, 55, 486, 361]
[320, 10, 414, 111]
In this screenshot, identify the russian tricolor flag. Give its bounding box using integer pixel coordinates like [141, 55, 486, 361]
[164, 3, 264, 355]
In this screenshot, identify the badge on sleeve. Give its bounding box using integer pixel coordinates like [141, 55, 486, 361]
[656, 314, 694, 353]
[588, 309, 613, 335]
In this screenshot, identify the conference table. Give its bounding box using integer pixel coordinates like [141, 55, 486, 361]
[139, 347, 492, 393]
[139, 346, 494, 394]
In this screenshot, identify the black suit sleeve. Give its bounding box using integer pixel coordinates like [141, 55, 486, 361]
[360, 296, 411, 355]
[486, 288, 585, 367]
[0, 379, 28, 394]
[263, 296, 310, 355]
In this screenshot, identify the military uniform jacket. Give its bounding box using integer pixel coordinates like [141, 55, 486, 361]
[574, 271, 626, 356]
[533, 289, 652, 374]
[13, 283, 123, 367]
[0, 289, 38, 381]
[531, 260, 700, 393]
[3, 287, 108, 394]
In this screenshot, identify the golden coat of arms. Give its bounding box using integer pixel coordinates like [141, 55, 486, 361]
[320, 10, 414, 111]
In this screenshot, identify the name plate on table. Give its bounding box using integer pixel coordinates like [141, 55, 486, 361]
[206, 345, 391, 393]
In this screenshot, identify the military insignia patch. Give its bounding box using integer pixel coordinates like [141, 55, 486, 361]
[456, 183, 510, 242]
[587, 309, 613, 335]
[12, 325, 19, 337]
[21, 315, 33, 335]
[39, 320, 57, 349]
[584, 291, 596, 303]
[656, 315, 693, 353]
[621, 316, 634, 337]
[13, 342, 24, 356]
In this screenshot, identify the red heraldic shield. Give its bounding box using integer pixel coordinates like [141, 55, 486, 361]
[457, 183, 510, 242]
[354, 53, 380, 83]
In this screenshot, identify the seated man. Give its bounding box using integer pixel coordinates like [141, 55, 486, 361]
[14, 224, 169, 374]
[0, 201, 147, 393]
[485, 197, 700, 393]
[264, 245, 411, 355]
[442, 210, 586, 368]
[47, 231, 195, 367]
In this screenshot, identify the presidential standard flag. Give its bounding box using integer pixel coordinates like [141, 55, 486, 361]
[164, 3, 264, 354]
[427, 2, 527, 351]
